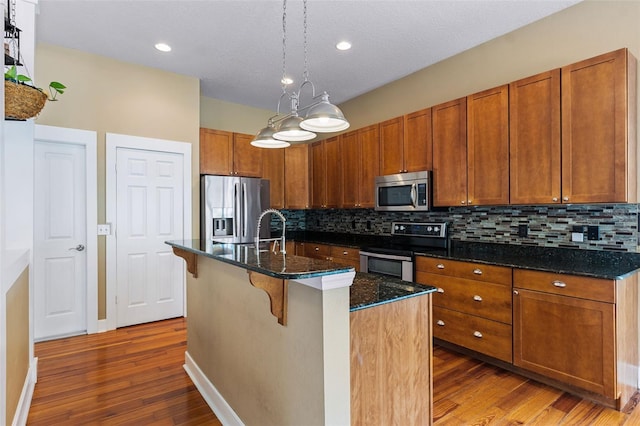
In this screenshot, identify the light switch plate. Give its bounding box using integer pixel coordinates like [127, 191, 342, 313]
[97, 224, 111, 236]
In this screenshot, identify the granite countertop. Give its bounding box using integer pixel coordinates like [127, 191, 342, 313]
[166, 239, 353, 280]
[350, 272, 436, 312]
[286, 231, 640, 280]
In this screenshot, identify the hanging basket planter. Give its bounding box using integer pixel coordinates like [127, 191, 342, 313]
[4, 79, 48, 120]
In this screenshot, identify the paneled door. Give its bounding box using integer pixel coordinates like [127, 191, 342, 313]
[116, 148, 184, 327]
[34, 141, 87, 340]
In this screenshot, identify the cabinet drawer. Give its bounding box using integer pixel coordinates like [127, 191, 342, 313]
[513, 269, 614, 303]
[303, 243, 331, 259]
[417, 272, 512, 324]
[416, 256, 511, 286]
[330, 246, 359, 262]
[433, 306, 512, 363]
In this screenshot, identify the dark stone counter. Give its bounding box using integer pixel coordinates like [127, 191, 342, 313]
[286, 232, 640, 280]
[350, 272, 436, 312]
[166, 239, 353, 280]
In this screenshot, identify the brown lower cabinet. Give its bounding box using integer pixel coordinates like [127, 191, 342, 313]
[299, 242, 360, 271]
[416, 256, 639, 410]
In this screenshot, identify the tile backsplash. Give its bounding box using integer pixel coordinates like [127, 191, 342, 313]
[273, 204, 640, 252]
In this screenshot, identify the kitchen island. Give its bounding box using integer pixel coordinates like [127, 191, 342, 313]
[166, 240, 436, 426]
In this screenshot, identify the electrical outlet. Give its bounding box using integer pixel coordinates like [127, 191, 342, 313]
[587, 225, 600, 240]
[518, 224, 528, 238]
[366, 220, 372, 230]
[97, 223, 111, 236]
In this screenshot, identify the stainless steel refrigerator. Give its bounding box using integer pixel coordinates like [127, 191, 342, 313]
[201, 175, 270, 243]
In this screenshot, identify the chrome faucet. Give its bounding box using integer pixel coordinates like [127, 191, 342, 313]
[255, 208, 286, 254]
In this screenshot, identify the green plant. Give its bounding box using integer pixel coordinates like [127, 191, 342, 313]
[4, 65, 66, 101]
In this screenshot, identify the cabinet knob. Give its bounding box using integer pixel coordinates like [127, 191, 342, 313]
[473, 331, 483, 338]
[315, 247, 319, 251]
[468, 200, 472, 205]
[473, 295, 483, 302]
[343, 251, 348, 255]
[436, 320, 445, 326]
[563, 196, 569, 201]
[436, 287, 445, 294]
[436, 263, 445, 269]
[513, 290, 519, 295]
[461, 201, 466, 205]
[552, 197, 559, 202]
[473, 268, 483, 275]
[552, 280, 567, 288]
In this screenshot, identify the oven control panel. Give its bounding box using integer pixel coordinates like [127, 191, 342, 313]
[391, 222, 447, 238]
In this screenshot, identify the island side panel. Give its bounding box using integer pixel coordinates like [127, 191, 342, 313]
[186, 255, 350, 426]
[351, 294, 433, 425]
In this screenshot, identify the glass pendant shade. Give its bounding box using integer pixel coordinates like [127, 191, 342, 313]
[251, 124, 291, 148]
[300, 92, 350, 132]
[273, 115, 317, 142]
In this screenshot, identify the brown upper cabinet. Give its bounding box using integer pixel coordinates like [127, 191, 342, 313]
[342, 124, 380, 208]
[200, 128, 263, 177]
[561, 48, 637, 204]
[262, 148, 285, 209]
[311, 136, 342, 209]
[510, 69, 561, 205]
[467, 84, 510, 205]
[284, 144, 310, 209]
[380, 110, 433, 175]
[432, 98, 468, 207]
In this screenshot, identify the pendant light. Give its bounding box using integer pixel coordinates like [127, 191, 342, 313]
[251, 0, 349, 148]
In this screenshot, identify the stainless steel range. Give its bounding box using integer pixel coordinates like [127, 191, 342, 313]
[360, 222, 448, 282]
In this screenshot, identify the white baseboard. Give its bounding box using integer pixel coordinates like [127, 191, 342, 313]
[12, 357, 37, 426]
[183, 351, 244, 426]
[97, 319, 109, 333]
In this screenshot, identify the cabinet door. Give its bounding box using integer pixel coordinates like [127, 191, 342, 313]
[233, 133, 263, 177]
[467, 85, 509, 205]
[510, 70, 561, 204]
[262, 148, 285, 208]
[379, 116, 404, 175]
[341, 130, 359, 208]
[561, 48, 636, 203]
[404, 108, 433, 173]
[284, 144, 310, 209]
[200, 128, 232, 175]
[432, 98, 468, 207]
[325, 136, 342, 208]
[358, 124, 380, 208]
[513, 288, 615, 398]
[310, 141, 326, 208]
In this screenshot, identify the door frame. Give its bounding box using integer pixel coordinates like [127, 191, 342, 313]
[34, 124, 98, 335]
[105, 133, 192, 331]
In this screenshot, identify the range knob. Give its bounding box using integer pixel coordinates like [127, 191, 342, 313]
[434, 226, 440, 232]
[427, 226, 433, 232]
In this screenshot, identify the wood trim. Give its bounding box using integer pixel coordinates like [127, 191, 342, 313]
[247, 271, 288, 326]
[172, 247, 198, 278]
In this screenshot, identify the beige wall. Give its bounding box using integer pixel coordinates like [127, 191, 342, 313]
[35, 44, 200, 319]
[187, 257, 350, 425]
[340, 0, 640, 132]
[200, 96, 273, 135]
[5, 268, 29, 425]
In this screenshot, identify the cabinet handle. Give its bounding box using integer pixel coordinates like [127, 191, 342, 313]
[473, 331, 483, 338]
[461, 201, 466, 205]
[552, 280, 567, 288]
[343, 251, 348, 255]
[552, 197, 558, 202]
[436, 263, 445, 269]
[473, 268, 483, 275]
[513, 290, 519, 295]
[473, 295, 482, 302]
[436, 320, 445, 326]
[563, 196, 569, 201]
[436, 287, 445, 294]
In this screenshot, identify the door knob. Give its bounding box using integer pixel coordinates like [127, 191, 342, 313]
[69, 244, 85, 251]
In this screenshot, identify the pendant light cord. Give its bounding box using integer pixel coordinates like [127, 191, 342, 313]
[281, 0, 288, 93]
[303, 0, 309, 82]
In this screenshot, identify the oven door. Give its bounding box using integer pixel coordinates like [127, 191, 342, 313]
[360, 251, 414, 282]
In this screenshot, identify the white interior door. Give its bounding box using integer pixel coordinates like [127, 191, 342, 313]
[34, 141, 87, 340]
[116, 147, 185, 327]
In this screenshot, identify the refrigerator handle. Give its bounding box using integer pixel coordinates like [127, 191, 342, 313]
[234, 182, 241, 238]
[242, 182, 248, 237]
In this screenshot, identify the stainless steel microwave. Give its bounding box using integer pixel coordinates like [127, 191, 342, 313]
[375, 171, 431, 212]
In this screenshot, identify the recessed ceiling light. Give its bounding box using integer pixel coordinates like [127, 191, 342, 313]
[336, 41, 352, 51]
[281, 76, 294, 85]
[155, 43, 172, 52]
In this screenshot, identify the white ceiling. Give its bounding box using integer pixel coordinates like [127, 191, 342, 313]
[35, 0, 581, 111]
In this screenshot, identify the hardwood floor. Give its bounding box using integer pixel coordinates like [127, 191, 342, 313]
[28, 318, 220, 425]
[28, 318, 640, 425]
